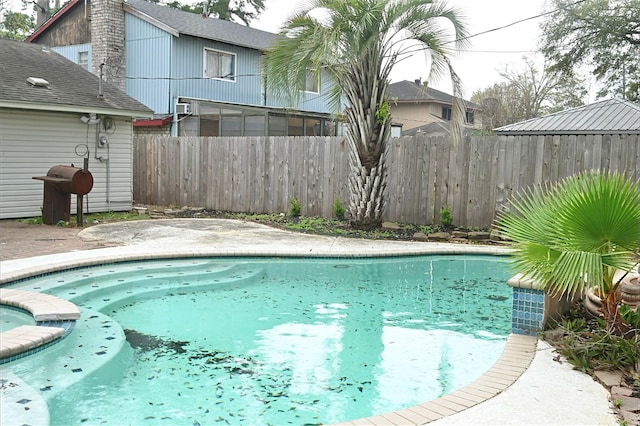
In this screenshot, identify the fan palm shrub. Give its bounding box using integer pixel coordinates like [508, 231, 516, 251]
[497, 170, 640, 334]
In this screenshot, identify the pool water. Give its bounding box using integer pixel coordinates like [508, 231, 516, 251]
[4, 255, 512, 425]
[1, 306, 34, 332]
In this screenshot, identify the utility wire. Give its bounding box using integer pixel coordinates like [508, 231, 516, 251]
[452, 0, 588, 43]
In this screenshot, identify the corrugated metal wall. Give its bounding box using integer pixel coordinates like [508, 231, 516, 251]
[52, 43, 92, 71]
[0, 109, 135, 219]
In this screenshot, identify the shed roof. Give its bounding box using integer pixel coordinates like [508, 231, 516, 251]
[388, 80, 480, 109]
[123, 0, 279, 51]
[0, 38, 153, 117]
[494, 98, 640, 135]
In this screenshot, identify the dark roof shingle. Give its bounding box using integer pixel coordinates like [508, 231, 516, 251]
[0, 38, 153, 116]
[388, 80, 479, 109]
[494, 98, 640, 135]
[124, 0, 279, 51]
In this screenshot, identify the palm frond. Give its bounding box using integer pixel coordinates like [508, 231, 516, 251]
[498, 170, 640, 300]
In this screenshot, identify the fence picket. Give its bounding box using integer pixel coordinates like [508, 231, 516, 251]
[133, 134, 640, 228]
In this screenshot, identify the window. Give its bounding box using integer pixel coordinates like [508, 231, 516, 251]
[268, 115, 287, 136]
[442, 107, 452, 121]
[288, 117, 304, 136]
[200, 105, 221, 136]
[204, 48, 236, 81]
[78, 51, 89, 70]
[244, 115, 266, 136]
[466, 111, 475, 124]
[302, 69, 319, 93]
[305, 118, 321, 136]
[220, 108, 242, 136]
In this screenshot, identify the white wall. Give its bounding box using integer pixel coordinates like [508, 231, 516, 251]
[0, 109, 134, 219]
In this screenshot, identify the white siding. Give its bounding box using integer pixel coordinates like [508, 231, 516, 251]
[0, 109, 134, 219]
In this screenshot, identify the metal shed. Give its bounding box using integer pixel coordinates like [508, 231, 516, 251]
[494, 98, 640, 135]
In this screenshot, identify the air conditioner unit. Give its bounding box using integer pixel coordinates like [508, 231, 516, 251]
[175, 103, 190, 115]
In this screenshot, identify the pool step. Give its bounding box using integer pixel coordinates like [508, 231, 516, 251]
[29, 259, 242, 294]
[66, 263, 264, 312]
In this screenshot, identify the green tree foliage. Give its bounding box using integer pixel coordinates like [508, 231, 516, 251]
[540, 0, 640, 101]
[0, 11, 35, 40]
[160, 0, 265, 25]
[263, 0, 468, 228]
[471, 57, 587, 132]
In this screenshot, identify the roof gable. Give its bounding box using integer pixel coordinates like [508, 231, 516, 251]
[123, 0, 279, 51]
[26, 0, 82, 42]
[388, 80, 479, 109]
[0, 39, 152, 116]
[494, 98, 640, 135]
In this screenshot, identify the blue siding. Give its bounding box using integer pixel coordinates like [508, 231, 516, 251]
[52, 44, 91, 71]
[170, 36, 263, 106]
[124, 12, 334, 116]
[126, 14, 172, 114]
[265, 69, 336, 113]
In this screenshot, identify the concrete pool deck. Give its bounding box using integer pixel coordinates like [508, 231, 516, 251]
[0, 218, 619, 425]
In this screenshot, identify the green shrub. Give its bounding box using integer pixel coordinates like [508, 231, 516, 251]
[439, 205, 452, 227]
[419, 225, 433, 234]
[289, 197, 301, 217]
[553, 304, 639, 374]
[560, 331, 638, 373]
[333, 199, 346, 220]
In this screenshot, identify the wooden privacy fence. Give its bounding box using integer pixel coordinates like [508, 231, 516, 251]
[133, 134, 640, 229]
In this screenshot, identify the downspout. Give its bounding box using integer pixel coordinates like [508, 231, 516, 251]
[169, 40, 178, 136]
[98, 62, 105, 99]
[107, 142, 111, 211]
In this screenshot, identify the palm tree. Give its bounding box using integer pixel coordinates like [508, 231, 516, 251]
[497, 171, 640, 333]
[262, 0, 469, 228]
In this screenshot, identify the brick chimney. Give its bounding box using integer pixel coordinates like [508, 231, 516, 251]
[90, 0, 126, 92]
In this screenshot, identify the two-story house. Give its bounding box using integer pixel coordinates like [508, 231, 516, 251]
[388, 79, 481, 134]
[27, 0, 339, 137]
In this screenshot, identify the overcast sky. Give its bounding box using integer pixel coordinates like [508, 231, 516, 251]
[251, 0, 548, 98]
[2, 0, 550, 99]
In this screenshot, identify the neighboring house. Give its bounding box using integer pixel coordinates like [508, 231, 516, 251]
[388, 79, 481, 132]
[27, 0, 339, 137]
[494, 98, 640, 135]
[400, 121, 476, 138]
[0, 38, 153, 219]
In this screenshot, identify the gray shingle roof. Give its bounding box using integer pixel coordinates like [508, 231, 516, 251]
[0, 38, 153, 116]
[388, 80, 479, 109]
[124, 0, 279, 51]
[401, 121, 475, 137]
[494, 98, 640, 135]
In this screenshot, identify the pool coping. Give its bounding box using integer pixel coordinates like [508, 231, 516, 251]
[0, 289, 81, 362]
[1, 242, 526, 426]
[333, 333, 537, 425]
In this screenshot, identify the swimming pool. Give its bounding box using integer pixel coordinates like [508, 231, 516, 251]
[3, 255, 512, 425]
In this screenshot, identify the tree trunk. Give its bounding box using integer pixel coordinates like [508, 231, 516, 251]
[347, 144, 387, 229]
[36, 0, 51, 27]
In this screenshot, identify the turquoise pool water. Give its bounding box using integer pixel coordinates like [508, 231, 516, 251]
[0, 306, 34, 332]
[4, 255, 512, 425]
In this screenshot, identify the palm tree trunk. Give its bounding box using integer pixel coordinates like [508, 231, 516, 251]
[348, 144, 387, 228]
[342, 45, 390, 228]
